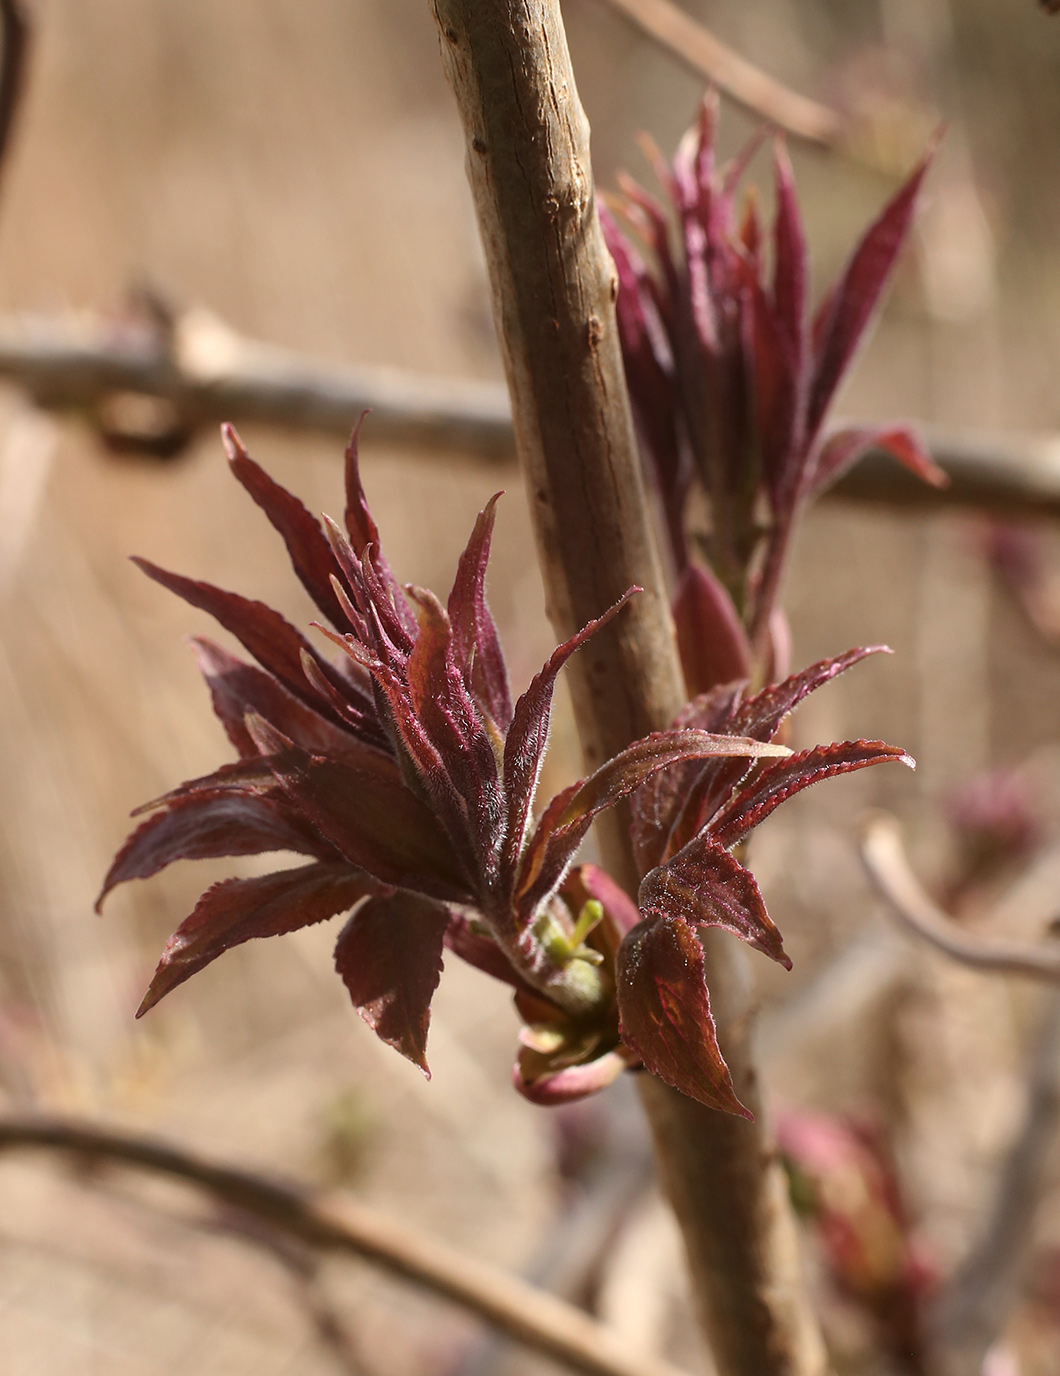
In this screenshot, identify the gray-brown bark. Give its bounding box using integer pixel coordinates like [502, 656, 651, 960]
[427, 3, 828, 1373]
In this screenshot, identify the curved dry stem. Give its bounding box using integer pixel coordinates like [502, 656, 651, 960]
[600, 0, 842, 147]
[0, 1113, 690, 1376]
[861, 813, 1060, 982]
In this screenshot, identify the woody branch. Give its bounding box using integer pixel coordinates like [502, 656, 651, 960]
[425, 3, 828, 1374]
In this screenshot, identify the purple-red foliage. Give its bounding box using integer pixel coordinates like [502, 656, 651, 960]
[603, 96, 945, 691]
[101, 423, 913, 1115]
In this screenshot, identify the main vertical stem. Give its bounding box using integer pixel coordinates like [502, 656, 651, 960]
[428, 5, 827, 1373]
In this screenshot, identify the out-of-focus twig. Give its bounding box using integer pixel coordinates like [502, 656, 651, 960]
[861, 814, 1060, 982]
[450, 1085, 654, 1376]
[932, 994, 1060, 1376]
[599, 0, 842, 147]
[4, 310, 1060, 522]
[0, 0, 29, 193]
[0, 310, 515, 459]
[864, 812, 1060, 1372]
[0, 1114, 691, 1376]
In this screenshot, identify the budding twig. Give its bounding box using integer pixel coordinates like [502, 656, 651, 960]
[427, 4, 828, 1373]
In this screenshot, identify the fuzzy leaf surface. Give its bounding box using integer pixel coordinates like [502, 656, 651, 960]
[334, 891, 449, 1074]
[673, 564, 751, 697]
[617, 915, 751, 1117]
[639, 833, 790, 967]
[501, 591, 636, 884]
[98, 790, 333, 910]
[447, 494, 512, 728]
[518, 728, 790, 924]
[808, 154, 931, 442]
[223, 425, 347, 627]
[138, 862, 374, 1015]
[247, 716, 469, 898]
[711, 739, 915, 849]
[193, 638, 377, 758]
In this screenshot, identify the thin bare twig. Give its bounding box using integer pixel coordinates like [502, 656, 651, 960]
[600, 0, 843, 147]
[0, 1114, 690, 1376]
[5, 310, 1060, 523]
[861, 814, 1060, 982]
[932, 993, 1060, 1376]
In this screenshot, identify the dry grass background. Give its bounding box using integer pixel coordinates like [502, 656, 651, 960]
[1, 1, 1060, 1373]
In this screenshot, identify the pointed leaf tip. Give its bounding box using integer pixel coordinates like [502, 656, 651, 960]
[618, 915, 753, 1118]
[334, 892, 448, 1075]
[220, 422, 244, 464]
[640, 834, 791, 969]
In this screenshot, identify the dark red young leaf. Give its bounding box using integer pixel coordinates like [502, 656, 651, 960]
[447, 494, 513, 729]
[733, 645, 889, 741]
[638, 833, 790, 968]
[805, 424, 947, 501]
[334, 891, 450, 1075]
[322, 520, 416, 663]
[772, 138, 807, 364]
[346, 647, 479, 878]
[617, 915, 751, 1117]
[516, 727, 790, 924]
[246, 715, 471, 899]
[746, 275, 798, 507]
[193, 638, 376, 759]
[807, 152, 933, 443]
[711, 738, 915, 850]
[639, 647, 891, 864]
[97, 790, 334, 911]
[603, 206, 688, 563]
[342, 417, 418, 639]
[131, 758, 278, 817]
[501, 590, 638, 883]
[222, 425, 348, 628]
[132, 557, 351, 729]
[138, 862, 375, 1015]
[630, 682, 746, 873]
[394, 586, 502, 877]
[673, 563, 752, 696]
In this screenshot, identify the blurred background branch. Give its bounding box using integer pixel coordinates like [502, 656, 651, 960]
[0, 1114, 689, 1376]
[861, 813, 1060, 982]
[598, 0, 843, 147]
[6, 307, 1060, 522]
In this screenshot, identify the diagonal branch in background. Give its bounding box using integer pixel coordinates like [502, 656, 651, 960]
[2, 309, 1060, 521]
[0, 1114, 690, 1376]
[599, 0, 843, 147]
[861, 813, 1060, 982]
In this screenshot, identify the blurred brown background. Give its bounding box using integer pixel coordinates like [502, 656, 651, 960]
[2, 1, 1060, 1372]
